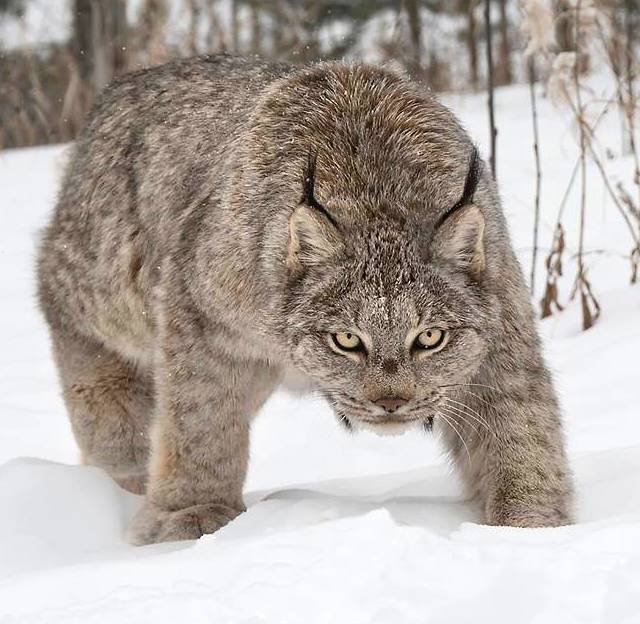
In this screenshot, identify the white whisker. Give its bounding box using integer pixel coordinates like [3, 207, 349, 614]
[440, 383, 500, 392]
[442, 397, 495, 437]
[439, 404, 480, 435]
[435, 410, 472, 465]
[449, 387, 495, 410]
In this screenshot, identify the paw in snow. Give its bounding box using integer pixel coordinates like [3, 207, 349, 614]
[128, 502, 244, 545]
[487, 499, 573, 528]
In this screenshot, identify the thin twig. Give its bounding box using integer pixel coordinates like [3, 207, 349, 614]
[484, 0, 497, 177]
[528, 56, 542, 295]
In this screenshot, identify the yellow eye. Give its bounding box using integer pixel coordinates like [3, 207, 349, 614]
[332, 332, 363, 351]
[415, 328, 447, 351]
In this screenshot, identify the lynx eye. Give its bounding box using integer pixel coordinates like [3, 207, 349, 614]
[414, 328, 448, 353]
[331, 332, 363, 352]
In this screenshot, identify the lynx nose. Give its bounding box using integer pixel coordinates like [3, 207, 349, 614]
[374, 397, 408, 413]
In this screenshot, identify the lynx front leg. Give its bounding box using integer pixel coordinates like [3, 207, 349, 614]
[52, 330, 153, 495]
[482, 391, 573, 528]
[442, 370, 574, 528]
[129, 318, 280, 545]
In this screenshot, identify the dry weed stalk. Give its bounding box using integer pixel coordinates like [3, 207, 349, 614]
[521, 0, 556, 57]
[595, 3, 640, 284]
[617, 182, 640, 283]
[542, 0, 602, 328]
[485, 0, 498, 177]
[540, 0, 640, 328]
[540, 223, 567, 318]
[520, 0, 556, 295]
[571, 0, 601, 330]
[528, 61, 543, 295]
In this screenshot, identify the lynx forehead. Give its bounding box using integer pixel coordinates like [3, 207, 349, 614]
[37, 55, 573, 545]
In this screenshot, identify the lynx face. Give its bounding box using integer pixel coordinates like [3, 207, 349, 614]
[284, 151, 493, 433]
[287, 250, 490, 433]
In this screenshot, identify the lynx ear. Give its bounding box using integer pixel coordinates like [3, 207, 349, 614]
[431, 203, 486, 277]
[286, 205, 343, 271]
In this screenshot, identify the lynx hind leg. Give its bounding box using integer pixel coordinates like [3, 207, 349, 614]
[52, 330, 153, 494]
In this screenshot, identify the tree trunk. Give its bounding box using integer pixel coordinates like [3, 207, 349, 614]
[554, 0, 574, 52]
[73, 0, 127, 93]
[485, 0, 497, 177]
[404, 0, 422, 78]
[497, 0, 512, 85]
[187, 0, 201, 56]
[204, 0, 227, 53]
[250, 1, 261, 55]
[230, 0, 239, 53]
[467, 0, 479, 90]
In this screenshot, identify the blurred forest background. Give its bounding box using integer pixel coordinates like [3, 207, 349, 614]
[0, 0, 635, 149]
[0, 0, 639, 328]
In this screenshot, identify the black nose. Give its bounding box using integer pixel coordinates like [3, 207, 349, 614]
[374, 397, 408, 413]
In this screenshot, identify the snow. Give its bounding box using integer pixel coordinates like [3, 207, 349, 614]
[1, 78, 639, 622]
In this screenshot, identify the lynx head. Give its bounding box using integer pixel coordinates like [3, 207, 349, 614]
[283, 148, 495, 434]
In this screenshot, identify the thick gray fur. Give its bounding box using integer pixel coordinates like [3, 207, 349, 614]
[37, 55, 573, 544]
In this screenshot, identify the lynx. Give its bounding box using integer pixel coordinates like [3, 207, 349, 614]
[37, 56, 573, 544]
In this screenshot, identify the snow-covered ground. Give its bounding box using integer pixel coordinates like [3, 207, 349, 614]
[1, 79, 639, 622]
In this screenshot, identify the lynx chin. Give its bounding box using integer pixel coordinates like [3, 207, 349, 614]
[37, 55, 573, 544]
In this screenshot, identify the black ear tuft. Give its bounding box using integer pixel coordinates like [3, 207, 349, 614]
[300, 152, 339, 228]
[301, 152, 319, 208]
[287, 154, 343, 272]
[430, 148, 485, 277]
[456, 145, 481, 210]
[433, 146, 481, 232]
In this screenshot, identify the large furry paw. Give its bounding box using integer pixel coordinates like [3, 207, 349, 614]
[487, 500, 573, 528]
[128, 502, 244, 545]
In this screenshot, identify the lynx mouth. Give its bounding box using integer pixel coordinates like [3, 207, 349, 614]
[329, 393, 435, 435]
[336, 411, 434, 436]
